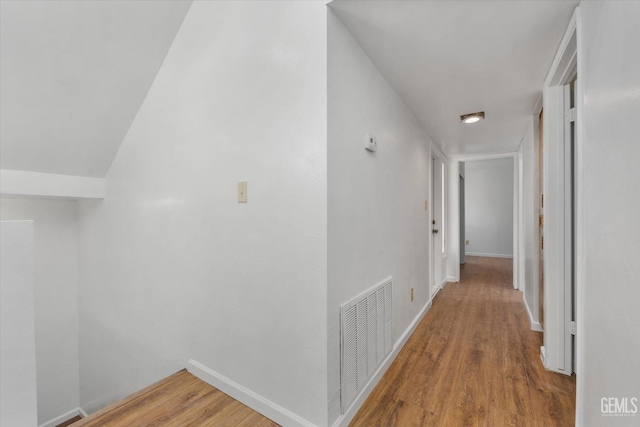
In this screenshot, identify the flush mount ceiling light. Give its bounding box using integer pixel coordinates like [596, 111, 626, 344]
[460, 111, 485, 124]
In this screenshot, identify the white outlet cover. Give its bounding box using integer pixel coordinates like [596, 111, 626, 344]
[364, 133, 377, 152]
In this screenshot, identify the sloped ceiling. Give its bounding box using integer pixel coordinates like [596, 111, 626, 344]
[0, 0, 192, 177]
[331, 0, 579, 156]
[1, 0, 578, 175]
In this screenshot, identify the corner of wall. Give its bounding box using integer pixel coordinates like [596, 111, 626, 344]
[523, 298, 543, 332]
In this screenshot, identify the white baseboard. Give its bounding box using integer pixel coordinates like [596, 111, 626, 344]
[331, 299, 432, 427]
[431, 285, 441, 298]
[466, 252, 513, 259]
[187, 359, 316, 427]
[524, 298, 543, 332]
[440, 276, 448, 288]
[188, 300, 432, 427]
[39, 407, 87, 427]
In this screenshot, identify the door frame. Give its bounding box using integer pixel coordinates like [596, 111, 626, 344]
[447, 152, 520, 290]
[541, 7, 580, 377]
[459, 170, 465, 265]
[429, 142, 447, 299]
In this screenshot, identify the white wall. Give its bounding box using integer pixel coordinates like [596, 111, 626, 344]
[76, 2, 328, 425]
[328, 10, 433, 425]
[0, 199, 80, 425]
[464, 158, 514, 257]
[520, 118, 540, 328]
[1, 221, 37, 427]
[578, 1, 640, 424]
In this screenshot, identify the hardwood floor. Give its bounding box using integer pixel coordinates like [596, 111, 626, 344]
[350, 256, 576, 427]
[55, 415, 83, 427]
[72, 370, 278, 427]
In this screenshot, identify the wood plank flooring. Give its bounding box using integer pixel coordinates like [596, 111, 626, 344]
[350, 256, 576, 427]
[72, 370, 278, 427]
[55, 415, 83, 427]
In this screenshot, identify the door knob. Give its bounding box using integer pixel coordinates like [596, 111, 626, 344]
[432, 229, 439, 234]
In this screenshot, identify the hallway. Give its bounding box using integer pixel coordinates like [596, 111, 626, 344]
[350, 257, 576, 426]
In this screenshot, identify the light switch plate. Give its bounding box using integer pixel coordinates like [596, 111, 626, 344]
[238, 182, 247, 203]
[364, 133, 377, 152]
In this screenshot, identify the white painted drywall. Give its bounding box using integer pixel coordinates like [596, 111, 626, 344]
[520, 118, 540, 327]
[0, 199, 80, 425]
[328, 10, 433, 425]
[464, 158, 514, 258]
[578, 1, 640, 424]
[329, 1, 578, 156]
[0, 221, 37, 427]
[0, 0, 192, 178]
[76, 2, 328, 425]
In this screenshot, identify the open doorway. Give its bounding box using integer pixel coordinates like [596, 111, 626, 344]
[460, 158, 515, 273]
[540, 10, 578, 377]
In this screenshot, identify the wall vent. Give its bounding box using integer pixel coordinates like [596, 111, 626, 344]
[340, 277, 393, 413]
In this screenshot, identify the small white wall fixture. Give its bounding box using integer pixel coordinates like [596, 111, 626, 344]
[541, 8, 578, 377]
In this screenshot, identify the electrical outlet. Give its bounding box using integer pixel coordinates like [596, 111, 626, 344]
[410, 288, 414, 302]
[238, 182, 247, 203]
[465, 240, 470, 245]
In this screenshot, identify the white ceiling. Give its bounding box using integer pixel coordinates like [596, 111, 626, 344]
[331, 0, 579, 156]
[465, 156, 513, 171]
[1, 0, 577, 177]
[0, 0, 192, 177]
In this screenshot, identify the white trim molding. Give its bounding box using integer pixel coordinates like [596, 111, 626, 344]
[465, 252, 513, 259]
[541, 7, 578, 377]
[0, 169, 105, 199]
[187, 360, 316, 427]
[574, 5, 586, 426]
[440, 276, 449, 289]
[524, 299, 544, 332]
[38, 407, 87, 427]
[189, 301, 433, 427]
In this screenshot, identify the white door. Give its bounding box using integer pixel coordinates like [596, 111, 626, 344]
[432, 157, 443, 296]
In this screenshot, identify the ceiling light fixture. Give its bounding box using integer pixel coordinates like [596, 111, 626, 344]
[460, 111, 485, 124]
